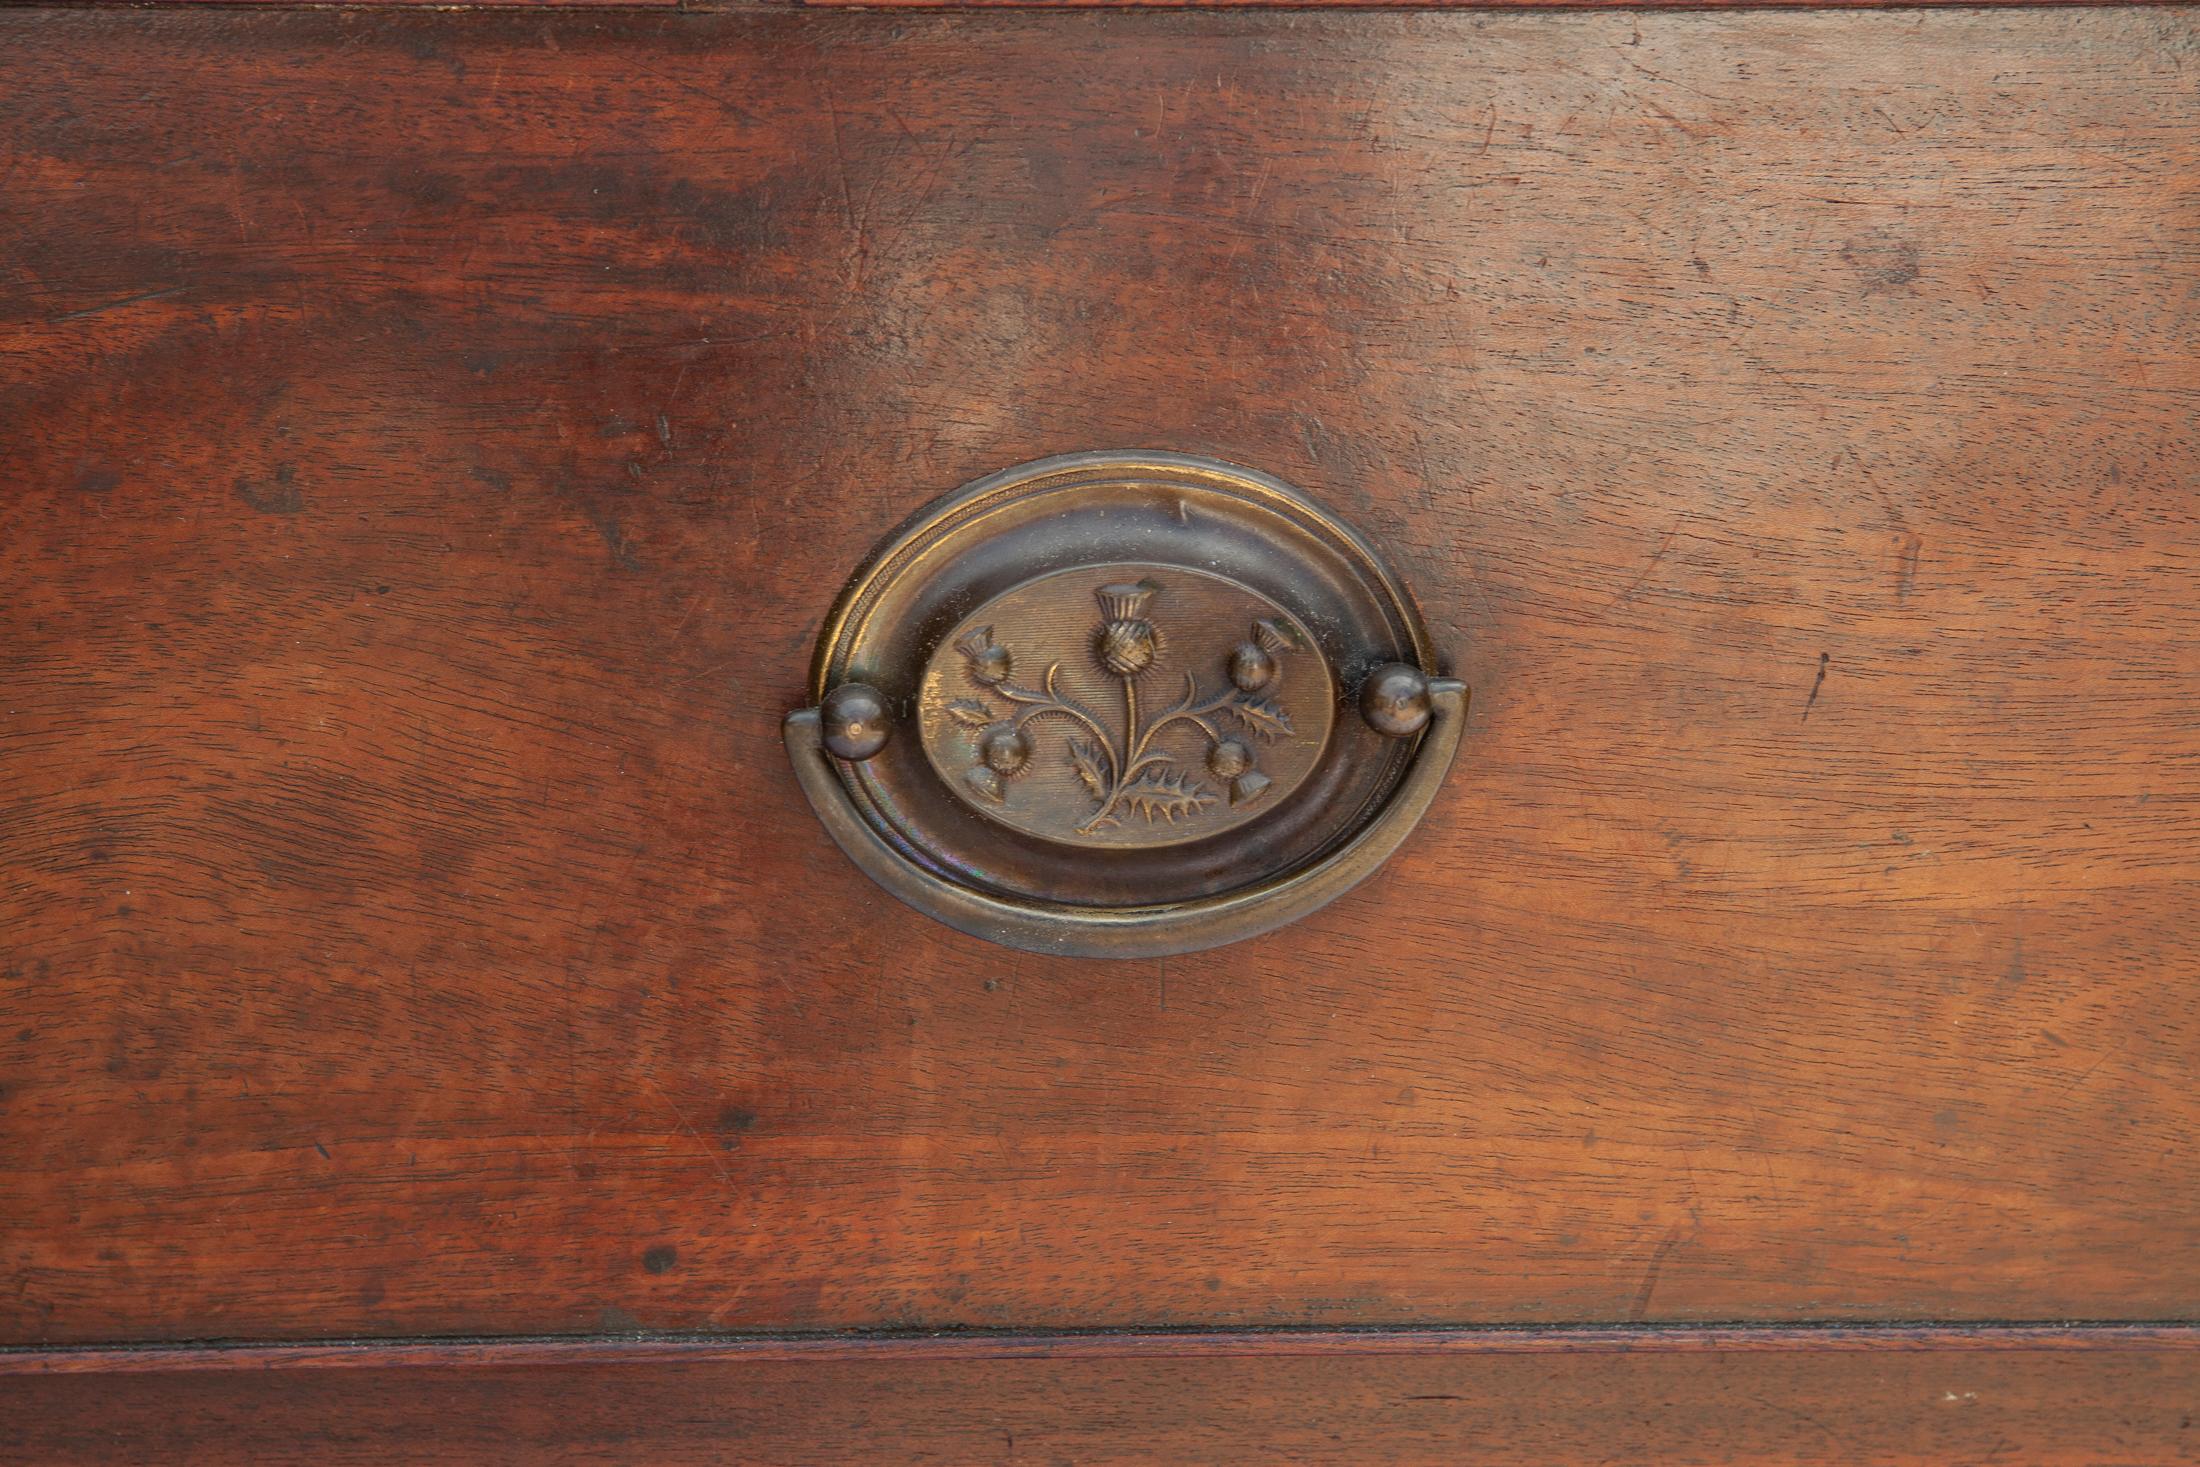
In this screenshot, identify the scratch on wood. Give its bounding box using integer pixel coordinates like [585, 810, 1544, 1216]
[1632, 1227, 1685, 1320]
[1802, 652, 1830, 721]
[1589, 519, 1683, 622]
[641, 1074, 739, 1192]
[49, 285, 193, 324]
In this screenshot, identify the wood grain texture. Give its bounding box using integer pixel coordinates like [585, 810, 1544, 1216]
[25, 0, 692, 8]
[806, 0, 2188, 9]
[4, 1328, 2198, 1464]
[27, 0, 695, 10]
[33, 0, 2189, 10]
[1, 6, 2196, 1346]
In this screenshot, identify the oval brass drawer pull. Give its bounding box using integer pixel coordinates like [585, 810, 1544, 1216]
[784, 451, 1466, 958]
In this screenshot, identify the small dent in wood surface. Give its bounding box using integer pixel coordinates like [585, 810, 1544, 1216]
[714, 1105, 757, 1148]
[641, 1245, 678, 1275]
[594, 514, 643, 573]
[234, 466, 303, 516]
[397, 32, 449, 66]
[73, 462, 119, 497]
[1841, 232, 1922, 294]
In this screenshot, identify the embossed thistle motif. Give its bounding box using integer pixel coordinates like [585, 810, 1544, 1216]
[944, 579, 1299, 833]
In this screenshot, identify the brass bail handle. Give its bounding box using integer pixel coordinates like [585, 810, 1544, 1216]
[783, 452, 1469, 959]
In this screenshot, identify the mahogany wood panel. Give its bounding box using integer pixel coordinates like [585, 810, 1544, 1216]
[2, 7, 2196, 1346]
[42, 0, 2169, 10]
[65, 0, 692, 9]
[807, 0, 2185, 9]
[4, 1328, 2199, 1465]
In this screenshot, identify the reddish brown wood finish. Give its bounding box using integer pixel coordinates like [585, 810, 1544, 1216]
[913, 0, 2172, 9]
[32, 0, 695, 8]
[809, 0, 2187, 9]
[2, 6, 2197, 1352]
[4, 1328, 2198, 1465]
[42, 0, 2192, 10]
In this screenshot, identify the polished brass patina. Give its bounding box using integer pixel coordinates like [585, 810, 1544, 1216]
[785, 451, 1467, 958]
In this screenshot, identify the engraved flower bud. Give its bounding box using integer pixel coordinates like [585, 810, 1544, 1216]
[1093, 580, 1161, 679]
[1207, 738, 1253, 780]
[1097, 619, 1157, 677]
[1227, 641, 1275, 692]
[956, 626, 1013, 686]
[1229, 770, 1272, 807]
[980, 724, 1031, 776]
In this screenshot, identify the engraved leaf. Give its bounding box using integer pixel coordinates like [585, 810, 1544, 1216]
[1224, 694, 1295, 743]
[944, 698, 995, 729]
[1068, 736, 1107, 800]
[1118, 766, 1216, 824]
